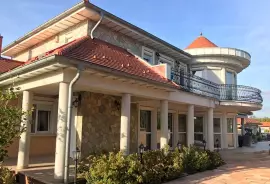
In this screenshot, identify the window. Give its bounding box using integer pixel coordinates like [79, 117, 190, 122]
[214, 118, 221, 148]
[168, 113, 173, 147]
[178, 114, 186, 145]
[225, 71, 236, 85]
[194, 116, 204, 145]
[31, 104, 52, 133]
[139, 110, 151, 150]
[142, 47, 155, 65]
[157, 112, 174, 148]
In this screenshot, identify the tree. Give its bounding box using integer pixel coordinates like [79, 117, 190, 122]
[0, 87, 27, 161]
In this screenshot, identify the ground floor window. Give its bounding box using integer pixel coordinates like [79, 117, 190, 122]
[214, 118, 221, 148]
[227, 118, 234, 147]
[139, 110, 151, 150]
[178, 114, 186, 145]
[31, 104, 52, 133]
[194, 116, 204, 145]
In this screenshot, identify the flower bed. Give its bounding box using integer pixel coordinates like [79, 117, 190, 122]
[78, 146, 225, 184]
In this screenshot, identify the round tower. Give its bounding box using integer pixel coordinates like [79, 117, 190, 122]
[184, 33, 251, 84]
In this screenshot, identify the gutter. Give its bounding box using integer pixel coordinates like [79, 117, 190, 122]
[64, 66, 83, 184]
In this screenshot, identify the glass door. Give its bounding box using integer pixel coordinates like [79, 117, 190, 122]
[214, 118, 221, 148]
[227, 118, 234, 148]
[225, 71, 236, 100]
[140, 110, 151, 150]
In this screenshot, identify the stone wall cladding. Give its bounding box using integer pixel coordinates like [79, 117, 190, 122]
[79, 92, 138, 157]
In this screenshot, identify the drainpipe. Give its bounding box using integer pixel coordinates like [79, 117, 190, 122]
[64, 65, 83, 183]
[90, 11, 104, 39]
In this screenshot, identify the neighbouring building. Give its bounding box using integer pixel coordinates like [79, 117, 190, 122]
[259, 122, 270, 133]
[0, 0, 263, 181]
[237, 118, 261, 135]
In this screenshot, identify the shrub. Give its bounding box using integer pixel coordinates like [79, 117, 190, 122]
[0, 164, 15, 184]
[81, 146, 225, 184]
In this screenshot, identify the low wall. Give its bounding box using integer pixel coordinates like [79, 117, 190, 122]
[7, 135, 56, 158]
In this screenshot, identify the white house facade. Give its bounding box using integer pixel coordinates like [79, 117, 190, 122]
[0, 1, 262, 182]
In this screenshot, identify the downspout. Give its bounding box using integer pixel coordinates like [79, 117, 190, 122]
[64, 65, 83, 183]
[90, 11, 104, 39]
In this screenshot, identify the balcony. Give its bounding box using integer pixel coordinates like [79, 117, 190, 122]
[172, 69, 263, 104]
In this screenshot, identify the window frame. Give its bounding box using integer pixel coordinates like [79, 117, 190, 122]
[31, 101, 53, 134]
[142, 46, 155, 65]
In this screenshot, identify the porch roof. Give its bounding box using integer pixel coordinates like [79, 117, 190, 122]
[1, 36, 177, 87]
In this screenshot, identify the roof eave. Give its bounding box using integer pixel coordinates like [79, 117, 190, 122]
[2, 1, 86, 53]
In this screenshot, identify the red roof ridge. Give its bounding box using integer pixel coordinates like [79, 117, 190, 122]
[185, 34, 218, 49]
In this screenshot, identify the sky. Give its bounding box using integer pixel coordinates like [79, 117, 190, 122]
[0, 0, 269, 117]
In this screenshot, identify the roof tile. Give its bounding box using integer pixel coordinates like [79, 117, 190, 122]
[0, 57, 23, 74]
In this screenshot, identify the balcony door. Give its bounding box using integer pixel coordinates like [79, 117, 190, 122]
[225, 71, 236, 100]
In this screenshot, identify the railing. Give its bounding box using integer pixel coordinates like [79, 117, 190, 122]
[171, 69, 263, 104]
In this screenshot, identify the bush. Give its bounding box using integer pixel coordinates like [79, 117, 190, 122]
[0, 164, 15, 184]
[81, 146, 225, 184]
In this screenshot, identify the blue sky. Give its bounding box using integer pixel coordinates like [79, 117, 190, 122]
[0, 0, 269, 117]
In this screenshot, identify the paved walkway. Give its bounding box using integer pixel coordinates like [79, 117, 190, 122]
[166, 160, 270, 184]
[166, 141, 270, 184]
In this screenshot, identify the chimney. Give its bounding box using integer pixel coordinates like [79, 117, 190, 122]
[0, 35, 2, 57]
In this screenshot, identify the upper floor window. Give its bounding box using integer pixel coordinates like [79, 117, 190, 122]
[142, 46, 155, 65]
[31, 104, 53, 133]
[225, 70, 236, 85]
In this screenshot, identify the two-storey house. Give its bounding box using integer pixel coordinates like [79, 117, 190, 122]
[0, 0, 262, 181]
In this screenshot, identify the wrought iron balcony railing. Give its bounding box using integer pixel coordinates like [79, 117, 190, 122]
[171, 69, 263, 104]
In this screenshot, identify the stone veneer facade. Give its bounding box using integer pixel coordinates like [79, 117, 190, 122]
[78, 92, 138, 157]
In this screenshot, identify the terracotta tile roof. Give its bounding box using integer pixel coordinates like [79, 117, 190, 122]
[260, 122, 270, 127]
[0, 57, 23, 73]
[27, 36, 175, 86]
[237, 118, 260, 124]
[186, 34, 217, 49]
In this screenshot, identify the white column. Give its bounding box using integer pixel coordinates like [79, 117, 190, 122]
[207, 108, 214, 151]
[160, 100, 168, 149]
[221, 113, 228, 149]
[120, 93, 131, 155]
[187, 105, 194, 146]
[17, 91, 33, 169]
[151, 108, 157, 150]
[173, 113, 179, 148]
[54, 82, 69, 180]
